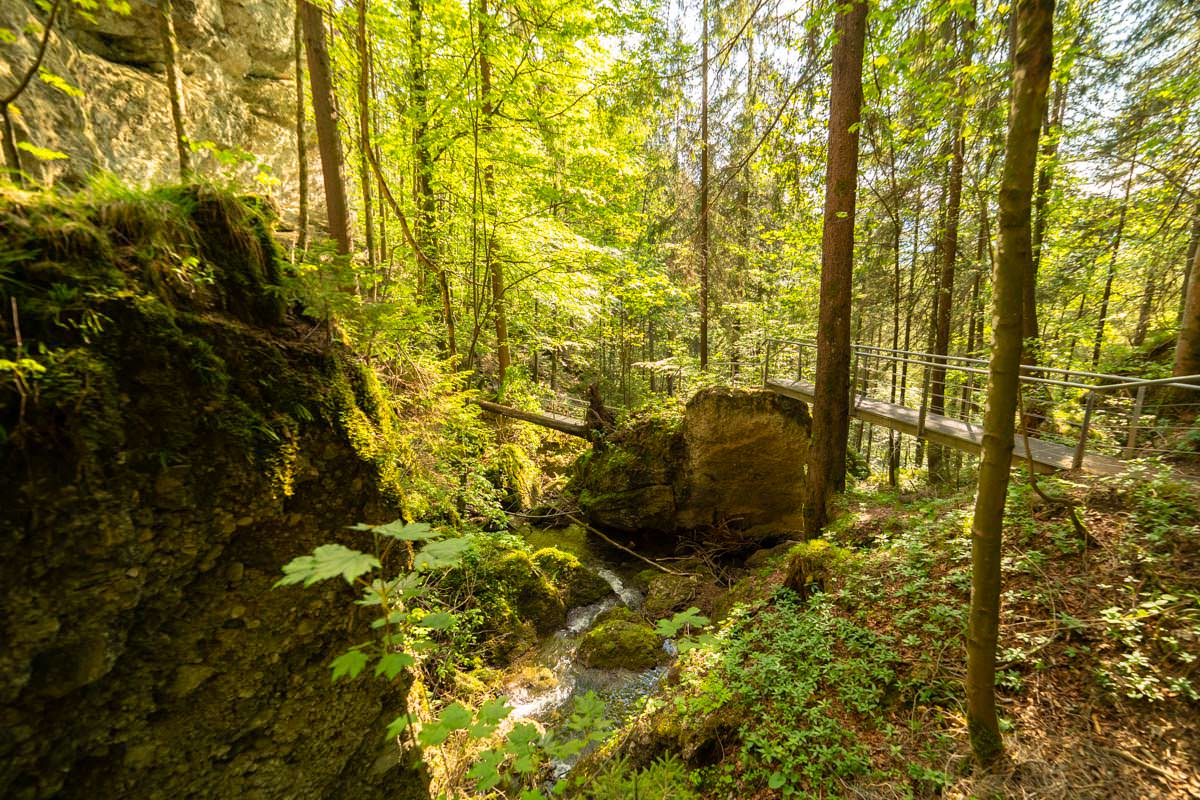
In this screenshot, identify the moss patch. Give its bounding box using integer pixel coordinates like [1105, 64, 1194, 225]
[577, 619, 665, 670]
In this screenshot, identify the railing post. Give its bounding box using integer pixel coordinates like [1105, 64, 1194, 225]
[762, 339, 773, 386]
[917, 366, 931, 438]
[849, 347, 860, 408]
[1073, 390, 1097, 470]
[797, 344, 804, 382]
[1124, 384, 1147, 458]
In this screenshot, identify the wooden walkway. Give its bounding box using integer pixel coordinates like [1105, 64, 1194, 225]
[766, 378, 1125, 476]
[474, 400, 589, 438]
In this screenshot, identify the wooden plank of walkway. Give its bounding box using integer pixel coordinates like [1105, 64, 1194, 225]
[474, 399, 589, 438]
[766, 378, 1125, 476]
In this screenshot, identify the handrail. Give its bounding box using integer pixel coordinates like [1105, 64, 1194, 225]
[768, 337, 1200, 394]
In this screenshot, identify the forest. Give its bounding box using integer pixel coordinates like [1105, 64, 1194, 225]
[1, 0, 1198, 796]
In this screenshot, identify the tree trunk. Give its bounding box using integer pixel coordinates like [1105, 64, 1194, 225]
[928, 8, 975, 483]
[293, 1, 309, 255]
[1175, 241, 1200, 376]
[698, 0, 711, 372]
[1091, 131, 1139, 369]
[966, 0, 1053, 766]
[1026, 76, 1066, 360]
[478, 0, 508, 392]
[157, 0, 191, 178]
[300, 0, 352, 254]
[1131, 266, 1156, 346]
[1178, 204, 1200, 328]
[355, 0, 377, 275]
[802, 0, 867, 537]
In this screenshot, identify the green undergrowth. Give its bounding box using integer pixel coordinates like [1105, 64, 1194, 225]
[598, 464, 1199, 799]
[0, 180, 509, 522]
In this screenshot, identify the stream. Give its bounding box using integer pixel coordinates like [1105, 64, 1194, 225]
[503, 545, 671, 778]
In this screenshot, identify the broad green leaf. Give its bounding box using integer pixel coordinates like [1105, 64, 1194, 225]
[385, 714, 413, 739]
[415, 610, 455, 630]
[330, 649, 370, 681]
[465, 749, 505, 790]
[417, 721, 450, 747]
[439, 702, 472, 730]
[374, 651, 415, 679]
[275, 544, 379, 587]
[374, 520, 439, 541]
[414, 537, 472, 570]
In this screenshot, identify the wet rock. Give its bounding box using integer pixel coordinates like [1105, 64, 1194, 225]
[577, 620, 665, 671]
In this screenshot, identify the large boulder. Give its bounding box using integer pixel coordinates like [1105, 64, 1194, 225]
[675, 387, 811, 529]
[570, 388, 810, 536]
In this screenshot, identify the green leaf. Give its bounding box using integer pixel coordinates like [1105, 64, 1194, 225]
[16, 141, 68, 161]
[413, 537, 472, 570]
[470, 697, 513, 738]
[275, 544, 380, 587]
[330, 649, 370, 681]
[769, 771, 786, 789]
[0, 28, 17, 44]
[374, 520, 439, 541]
[385, 714, 413, 739]
[440, 702, 472, 731]
[374, 651, 415, 679]
[415, 610, 455, 630]
[465, 748, 505, 790]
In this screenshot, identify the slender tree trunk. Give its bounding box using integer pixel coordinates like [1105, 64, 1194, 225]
[698, 0, 711, 372]
[1091, 133, 1139, 368]
[300, 0, 352, 254]
[157, 0, 191, 178]
[355, 0, 377, 276]
[1178, 204, 1200, 327]
[1132, 267, 1156, 346]
[966, 0, 1053, 766]
[1026, 77, 1066, 360]
[929, 8, 975, 482]
[293, 2, 309, 255]
[1176, 242, 1200, 376]
[478, 0, 508, 391]
[802, 0, 867, 537]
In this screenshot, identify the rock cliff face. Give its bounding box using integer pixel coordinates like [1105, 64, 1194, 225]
[0, 0, 312, 212]
[571, 388, 811, 536]
[0, 188, 422, 799]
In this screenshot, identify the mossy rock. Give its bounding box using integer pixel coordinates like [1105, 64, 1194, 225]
[643, 574, 701, 618]
[531, 547, 611, 608]
[577, 619, 665, 670]
[593, 605, 639, 626]
[493, 551, 567, 635]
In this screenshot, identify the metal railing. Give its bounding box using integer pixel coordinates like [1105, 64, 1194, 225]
[763, 337, 1200, 468]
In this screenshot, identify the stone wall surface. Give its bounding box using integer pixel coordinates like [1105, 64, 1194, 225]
[0, 189, 425, 799]
[0, 0, 315, 213]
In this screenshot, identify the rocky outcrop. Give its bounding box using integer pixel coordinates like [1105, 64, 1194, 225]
[570, 387, 811, 536]
[0, 189, 422, 799]
[0, 0, 312, 215]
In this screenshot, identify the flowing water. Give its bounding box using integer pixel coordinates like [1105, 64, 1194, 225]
[503, 557, 671, 777]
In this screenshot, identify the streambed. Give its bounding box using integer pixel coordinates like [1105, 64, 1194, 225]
[503, 533, 674, 776]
